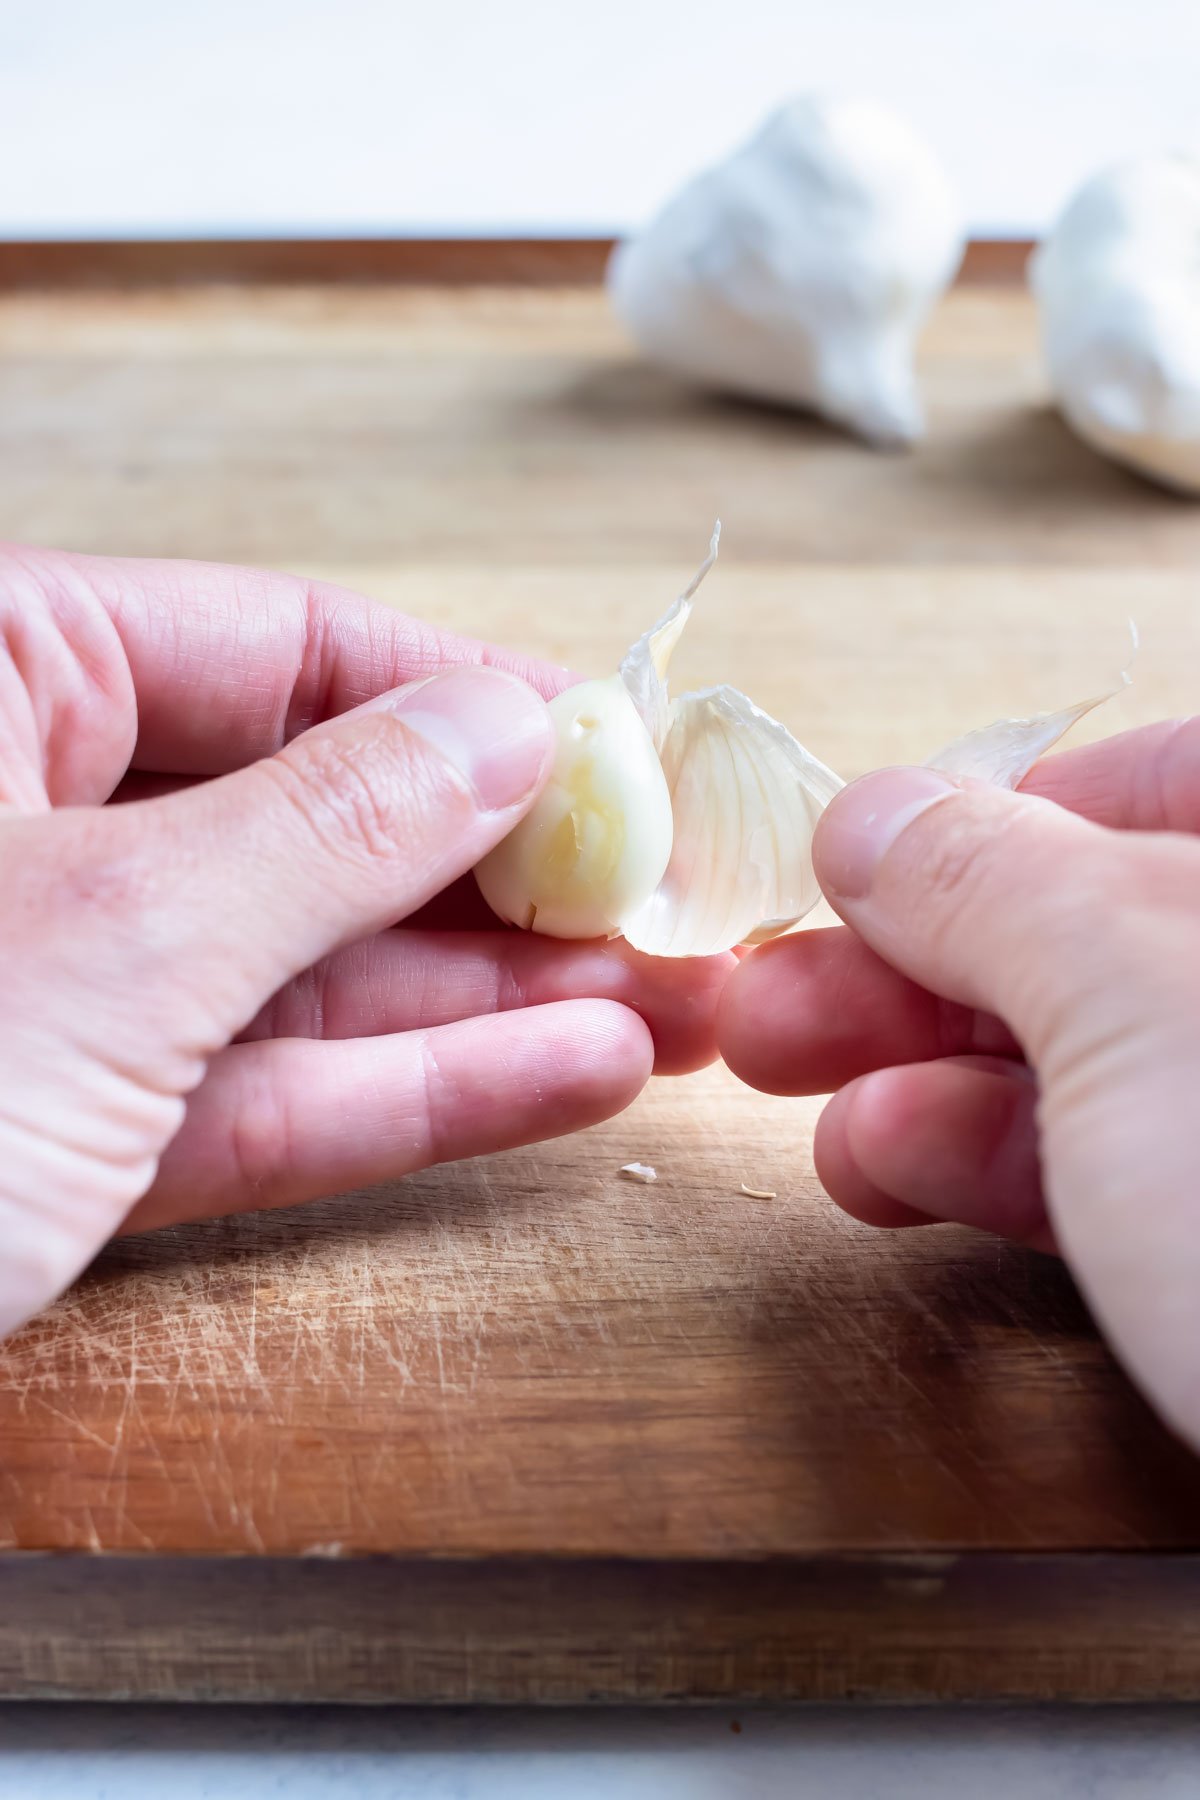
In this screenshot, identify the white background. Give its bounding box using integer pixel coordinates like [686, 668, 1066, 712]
[2, 0, 1199, 238]
[3, 1703, 1200, 1799]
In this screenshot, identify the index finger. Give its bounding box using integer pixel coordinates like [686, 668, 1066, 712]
[1019, 715, 1200, 832]
[26, 545, 570, 775]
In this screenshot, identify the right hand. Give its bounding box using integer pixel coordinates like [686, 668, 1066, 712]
[719, 720, 1200, 1449]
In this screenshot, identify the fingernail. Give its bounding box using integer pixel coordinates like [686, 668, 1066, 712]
[376, 667, 552, 812]
[815, 767, 960, 901]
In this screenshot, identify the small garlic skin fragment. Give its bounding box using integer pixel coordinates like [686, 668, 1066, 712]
[474, 674, 673, 941]
[621, 686, 843, 959]
[620, 1162, 658, 1184]
[1032, 156, 1200, 495]
[608, 97, 964, 446]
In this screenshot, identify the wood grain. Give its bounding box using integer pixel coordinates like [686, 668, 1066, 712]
[1, 281, 1199, 1700]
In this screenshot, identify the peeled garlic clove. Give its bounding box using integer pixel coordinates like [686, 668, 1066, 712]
[1031, 156, 1200, 495]
[475, 674, 674, 941]
[927, 630, 1137, 790]
[607, 96, 964, 446]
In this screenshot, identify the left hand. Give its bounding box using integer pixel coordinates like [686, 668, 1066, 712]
[0, 546, 731, 1337]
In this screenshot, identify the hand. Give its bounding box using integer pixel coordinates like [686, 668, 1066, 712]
[719, 721, 1200, 1447]
[0, 546, 730, 1338]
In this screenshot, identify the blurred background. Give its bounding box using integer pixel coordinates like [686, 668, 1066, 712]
[4, 0, 1199, 239]
[2, 0, 1198, 846]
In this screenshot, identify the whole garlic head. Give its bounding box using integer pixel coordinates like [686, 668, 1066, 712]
[1032, 156, 1200, 495]
[607, 96, 964, 446]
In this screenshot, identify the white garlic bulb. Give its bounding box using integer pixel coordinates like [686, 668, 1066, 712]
[607, 96, 964, 446]
[1032, 156, 1200, 495]
[476, 527, 843, 957]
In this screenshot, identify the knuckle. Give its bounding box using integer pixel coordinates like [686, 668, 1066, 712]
[267, 730, 404, 864]
[1144, 715, 1200, 833]
[264, 719, 474, 873]
[10, 810, 161, 940]
[228, 1057, 293, 1195]
[416, 1035, 462, 1167]
[1006, 831, 1200, 1060]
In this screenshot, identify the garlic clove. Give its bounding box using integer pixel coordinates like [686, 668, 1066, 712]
[474, 672, 674, 941]
[607, 96, 964, 447]
[1031, 155, 1200, 495]
[621, 686, 843, 959]
[475, 523, 842, 957]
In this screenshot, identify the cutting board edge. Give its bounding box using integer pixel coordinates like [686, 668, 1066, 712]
[3, 1547, 1199, 1704]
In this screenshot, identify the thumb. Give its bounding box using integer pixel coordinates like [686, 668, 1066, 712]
[811, 766, 1129, 1055]
[119, 664, 553, 1038]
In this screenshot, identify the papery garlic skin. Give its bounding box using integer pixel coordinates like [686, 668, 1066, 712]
[927, 627, 1137, 790]
[1032, 157, 1200, 495]
[474, 674, 674, 941]
[475, 527, 845, 958]
[607, 97, 964, 446]
[621, 686, 842, 958]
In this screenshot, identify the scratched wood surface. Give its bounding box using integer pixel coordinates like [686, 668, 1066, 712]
[2, 281, 1200, 1700]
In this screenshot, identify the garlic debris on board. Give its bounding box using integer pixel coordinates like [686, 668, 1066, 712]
[607, 96, 964, 447]
[474, 525, 844, 958]
[1031, 156, 1200, 495]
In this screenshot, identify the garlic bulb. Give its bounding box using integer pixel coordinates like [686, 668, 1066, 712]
[607, 96, 964, 446]
[475, 526, 844, 957]
[1031, 156, 1200, 495]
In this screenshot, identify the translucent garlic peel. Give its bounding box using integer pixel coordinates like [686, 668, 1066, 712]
[621, 686, 843, 958]
[619, 521, 718, 751]
[927, 630, 1136, 790]
[621, 598, 692, 752]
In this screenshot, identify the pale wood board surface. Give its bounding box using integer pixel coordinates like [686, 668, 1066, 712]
[2, 282, 1200, 1698]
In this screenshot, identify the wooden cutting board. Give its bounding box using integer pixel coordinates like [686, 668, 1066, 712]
[3, 278, 1200, 1702]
